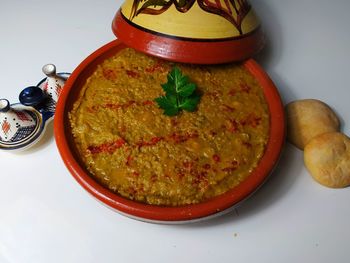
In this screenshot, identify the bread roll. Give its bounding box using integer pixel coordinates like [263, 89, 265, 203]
[286, 99, 340, 149]
[304, 132, 350, 188]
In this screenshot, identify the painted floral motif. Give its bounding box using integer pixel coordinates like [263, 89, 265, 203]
[15, 111, 31, 122]
[1, 120, 11, 136]
[0, 108, 37, 143]
[43, 81, 49, 93]
[55, 83, 63, 98]
[130, 0, 251, 34]
[40, 74, 66, 114]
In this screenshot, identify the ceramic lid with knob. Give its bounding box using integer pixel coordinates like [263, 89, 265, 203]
[112, 0, 264, 64]
[0, 98, 43, 151]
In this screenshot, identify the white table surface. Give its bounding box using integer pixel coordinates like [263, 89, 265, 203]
[1, 0, 350, 262]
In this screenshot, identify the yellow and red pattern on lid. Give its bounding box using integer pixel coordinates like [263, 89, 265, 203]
[122, 0, 260, 39]
[112, 0, 265, 64]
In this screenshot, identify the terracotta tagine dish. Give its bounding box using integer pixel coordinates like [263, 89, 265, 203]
[54, 0, 285, 223]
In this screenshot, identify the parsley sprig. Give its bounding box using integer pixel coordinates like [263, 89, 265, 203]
[155, 67, 201, 116]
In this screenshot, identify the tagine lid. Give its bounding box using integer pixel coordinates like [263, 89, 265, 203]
[112, 0, 264, 64]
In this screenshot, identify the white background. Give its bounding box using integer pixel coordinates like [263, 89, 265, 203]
[1, 0, 350, 262]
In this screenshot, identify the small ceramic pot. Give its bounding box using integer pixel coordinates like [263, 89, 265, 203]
[36, 64, 70, 120]
[0, 98, 43, 150]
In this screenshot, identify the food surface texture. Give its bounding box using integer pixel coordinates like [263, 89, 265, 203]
[69, 48, 270, 206]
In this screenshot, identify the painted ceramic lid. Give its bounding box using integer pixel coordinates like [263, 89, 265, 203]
[0, 99, 44, 151]
[112, 0, 264, 64]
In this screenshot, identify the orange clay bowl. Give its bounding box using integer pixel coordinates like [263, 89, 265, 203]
[54, 40, 285, 223]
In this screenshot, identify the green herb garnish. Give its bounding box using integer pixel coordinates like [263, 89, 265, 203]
[154, 67, 201, 116]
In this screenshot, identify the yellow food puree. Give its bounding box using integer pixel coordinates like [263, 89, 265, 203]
[69, 48, 269, 206]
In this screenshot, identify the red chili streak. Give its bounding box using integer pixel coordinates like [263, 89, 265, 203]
[169, 133, 185, 143]
[126, 70, 140, 78]
[240, 114, 262, 127]
[102, 68, 118, 80]
[88, 131, 199, 155]
[151, 175, 157, 183]
[212, 154, 221, 163]
[183, 160, 194, 169]
[132, 171, 140, 177]
[137, 136, 165, 148]
[251, 117, 262, 128]
[170, 132, 199, 144]
[105, 101, 136, 110]
[142, 100, 154, 105]
[227, 119, 239, 133]
[240, 83, 251, 93]
[126, 154, 133, 166]
[105, 103, 121, 110]
[87, 138, 126, 154]
[228, 89, 236, 96]
[145, 61, 166, 73]
[203, 163, 211, 170]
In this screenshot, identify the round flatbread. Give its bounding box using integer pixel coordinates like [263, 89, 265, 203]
[304, 132, 350, 188]
[286, 99, 340, 150]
